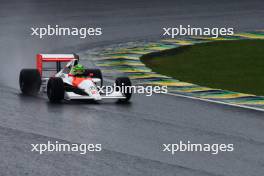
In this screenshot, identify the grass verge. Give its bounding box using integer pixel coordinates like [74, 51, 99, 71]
[141, 40, 264, 96]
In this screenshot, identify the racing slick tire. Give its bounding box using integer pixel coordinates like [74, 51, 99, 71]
[115, 77, 132, 103]
[47, 77, 65, 103]
[19, 69, 41, 95]
[85, 69, 103, 87]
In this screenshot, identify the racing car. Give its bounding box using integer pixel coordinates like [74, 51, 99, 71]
[19, 54, 132, 103]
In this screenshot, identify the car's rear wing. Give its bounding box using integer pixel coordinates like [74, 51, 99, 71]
[36, 53, 79, 76]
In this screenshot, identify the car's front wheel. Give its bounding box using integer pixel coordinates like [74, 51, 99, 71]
[47, 77, 65, 103]
[115, 77, 132, 103]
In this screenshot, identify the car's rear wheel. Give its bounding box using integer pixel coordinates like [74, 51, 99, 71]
[19, 69, 41, 95]
[85, 69, 103, 87]
[115, 77, 132, 103]
[47, 77, 65, 103]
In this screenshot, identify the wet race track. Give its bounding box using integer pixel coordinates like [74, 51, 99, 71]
[0, 0, 264, 175]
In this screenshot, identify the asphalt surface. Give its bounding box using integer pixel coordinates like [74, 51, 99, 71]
[1, 0, 264, 176]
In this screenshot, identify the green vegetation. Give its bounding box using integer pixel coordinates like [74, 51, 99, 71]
[141, 40, 264, 96]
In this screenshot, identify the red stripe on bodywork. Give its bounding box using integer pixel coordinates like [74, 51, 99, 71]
[72, 77, 92, 87]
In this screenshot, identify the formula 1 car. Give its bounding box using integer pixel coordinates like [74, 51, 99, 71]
[19, 54, 132, 103]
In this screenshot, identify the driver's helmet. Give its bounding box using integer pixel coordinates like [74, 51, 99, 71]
[72, 64, 85, 75]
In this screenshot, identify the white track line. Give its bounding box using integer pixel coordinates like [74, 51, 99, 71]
[104, 77, 264, 112]
[166, 92, 264, 112]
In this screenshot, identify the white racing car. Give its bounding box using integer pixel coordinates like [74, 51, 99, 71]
[19, 54, 132, 103]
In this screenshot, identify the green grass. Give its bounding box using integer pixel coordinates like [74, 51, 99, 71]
[141, 40, 264, 96]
